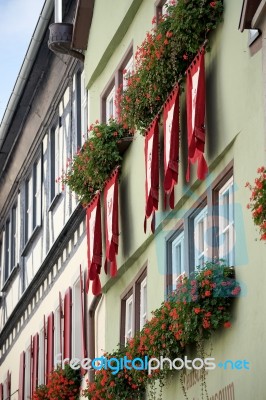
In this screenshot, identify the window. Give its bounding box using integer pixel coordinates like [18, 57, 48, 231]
[72, 70, 88, 152]
[121, 268, 147, 345]
[24, 344, 31, 399]
[106, 84, 116, 122]
[101, 47, 133, 123]
[218, 177, 234, 265]
[194, 206, 208, 269]
[248, 29, 260, 45]
[122, 55, 134, 90]
[1, 202, 19, 286]
[166, 165, 235, 293]
[72, 278, 83, 360]
[25, 156, 42, 242]
[156, 0, 177, 21]
[38, 328, 45, 385]
[139, 277, 147, 331]
[125, 292, 134, 343]
[54, 306, 62, 367]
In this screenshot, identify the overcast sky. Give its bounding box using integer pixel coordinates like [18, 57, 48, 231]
[0, 0, 45, 122]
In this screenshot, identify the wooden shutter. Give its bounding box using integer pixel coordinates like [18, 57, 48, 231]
[80, 265, 87, 358]
[0, 383, 3, 400]
[6, 371, 11, 399]
[43, 315, 46, 383]
[59, 292, 63, 365]
[46, 312, 54, 382]
[63, 287, 72, 360]
[18, 352, 25, 400]
[32, 333, 39, 394]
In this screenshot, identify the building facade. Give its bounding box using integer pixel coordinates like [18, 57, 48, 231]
[0, 0, 265, 399]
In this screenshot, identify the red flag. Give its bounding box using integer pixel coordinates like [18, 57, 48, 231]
[186, 50, 208, 182]
[86, 193, 102, 295]
[104, 168, 119, 277]
[144, 116, 159, 233]
[163, 84, 180, 209]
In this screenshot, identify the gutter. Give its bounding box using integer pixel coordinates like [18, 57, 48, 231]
[0, 0, 54, 151]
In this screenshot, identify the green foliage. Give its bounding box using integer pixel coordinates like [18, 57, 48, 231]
[83, 261, 240, 400]
[119, 0, 223, 134]
[61, 119, 131, 205]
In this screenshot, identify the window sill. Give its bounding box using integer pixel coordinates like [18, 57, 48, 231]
[21, 225, 42, 256]
[48, 192, 62, 212]
[2, 264, 20, 293]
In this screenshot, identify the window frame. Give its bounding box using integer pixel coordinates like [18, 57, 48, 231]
[166, 163, 234, 295]
[101, 44, 133, 123]
[24, 153, 42, 245]
[120, 265, 147, 346]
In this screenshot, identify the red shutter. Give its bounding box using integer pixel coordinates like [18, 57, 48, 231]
[0, 383, 3, 400]
[59, 292, 63, 366]
[63, 287, 72, 360]
[46, 312, 54, 382]
[18, 352, 25, 400]
[43, 315, 46, 384]
[32, 333, 39, 394]
[80, 265, 87, 358]
[6, 371, 11, 399]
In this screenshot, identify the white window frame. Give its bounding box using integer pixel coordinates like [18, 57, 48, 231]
[218, 177, 234, 266]
[72, 278, 83, 360]
[106, 85, 116, 122]
[25, 156, 42, 243]
[125, 294, 134, 344]
[24, 344, 31, 399]
[81, 70, 88, 146]
[54, 306, 61, 367]
[248, 29, 260, 46]
[122, 55, 134, 90]
[172, 231, 185, 287]
[194, 206, 208, 269]
[38, 328, 45, 385]
[139, 277, 147, 330]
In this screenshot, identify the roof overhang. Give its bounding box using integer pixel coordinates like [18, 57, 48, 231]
[72, 0, 95, 50]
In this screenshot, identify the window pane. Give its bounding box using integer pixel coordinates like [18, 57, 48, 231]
[219, 177, 234, 265]
[4, 221, 10, 282]
[11, 206, 16, 270]
[194, 206, 208, 269]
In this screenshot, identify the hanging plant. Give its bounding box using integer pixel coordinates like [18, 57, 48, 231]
[61, 119, 133, 205]
[83, 260, 240, 400]
[119, 0, 223, 134]
[246, 166, 266, 240]
[33, 363, 81, 400]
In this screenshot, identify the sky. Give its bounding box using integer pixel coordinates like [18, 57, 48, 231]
[0, 0, 45, 122]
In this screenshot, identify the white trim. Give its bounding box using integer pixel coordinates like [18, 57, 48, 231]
[140, 277, 147, 330]
[218, 177, 234, 265]
[172, 231, 185, 287]
[125, 294, 133, 344]
[194, 206, 208, 268]
[106, 86, 116, 121]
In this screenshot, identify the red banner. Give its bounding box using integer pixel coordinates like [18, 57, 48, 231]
[104, 168, 119, 277]
[86, 193, 102, 295]
[186, 50, 208, 182]
[163, 84, 179, 209]
[144, 116, 159, 233]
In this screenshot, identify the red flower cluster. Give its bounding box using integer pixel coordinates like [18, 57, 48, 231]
[33, 364, 81, 400]
[83, 261, 240, 400]
[246, 166, 266, 240]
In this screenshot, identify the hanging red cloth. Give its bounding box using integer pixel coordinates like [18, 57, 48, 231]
[144, 116, 159, 233]
[186, 49, 208, 182]
[104, 168, 119, 277]
[163, 84, 180, 209]
[85, 193, 102, 295]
